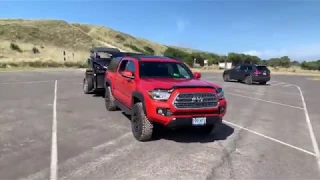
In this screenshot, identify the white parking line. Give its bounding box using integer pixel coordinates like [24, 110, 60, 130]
[269, 80, 278, 84]
[23, 132, 132, 180]
[60, 142, 138, 180]
[50, 80, 58, 180]
[0, 80, 55, 85]
[223, 120, 316, 157]
[225, 92, 304, 110]
[231, 88, 300, 96]
[271, 82, 287, 86]
[0, 79, 80, 85]
[294, 84, 320, 169]
[208, 75, 320, 169]
[283, 84, 293, 87]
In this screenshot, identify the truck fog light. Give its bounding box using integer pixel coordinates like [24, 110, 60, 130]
[156, 108, 167, 116]
[156, 108, 172, 116]
[157, 108, 164, 114]
[220, 106, 225, 114]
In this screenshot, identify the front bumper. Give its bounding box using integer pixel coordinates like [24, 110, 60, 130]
[145, 97, 227, 126]
[166, 116, 222, 128]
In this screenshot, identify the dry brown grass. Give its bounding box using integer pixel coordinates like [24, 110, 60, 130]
[0, 19, 319, 75]
[0, 18, 203, 68]
[0, 41, 89, 62]
[308, 77, 320, 80]
[266, 66, 320, 76]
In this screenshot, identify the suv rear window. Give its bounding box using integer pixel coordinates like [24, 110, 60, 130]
[256, 66, 268, 71]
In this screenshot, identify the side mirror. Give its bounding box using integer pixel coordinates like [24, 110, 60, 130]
[193, 72, 201, 79]
[121, 70, 134, 79]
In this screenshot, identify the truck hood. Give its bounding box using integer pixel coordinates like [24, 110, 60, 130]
[139, 78, 220, 90]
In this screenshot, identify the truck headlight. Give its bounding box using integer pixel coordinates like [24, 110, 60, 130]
[148, 90, 171, 100]
[216, 87, 225, 99]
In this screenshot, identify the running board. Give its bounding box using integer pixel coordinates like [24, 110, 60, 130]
[115, 100, 132, 115]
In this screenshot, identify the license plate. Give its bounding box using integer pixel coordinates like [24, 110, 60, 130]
[263, 72, 266, 75]
[192, 117, 206, 126]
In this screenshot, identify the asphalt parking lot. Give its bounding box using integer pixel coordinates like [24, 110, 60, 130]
[0, 69, 320, 180]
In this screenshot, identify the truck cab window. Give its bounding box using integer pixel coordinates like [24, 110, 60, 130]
[118, 60, 128, 73]
[125, 61, 135, 74]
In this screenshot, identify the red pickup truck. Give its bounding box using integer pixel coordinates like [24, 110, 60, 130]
[104, 55, 227, 141]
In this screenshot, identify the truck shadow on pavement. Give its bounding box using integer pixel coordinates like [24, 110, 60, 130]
[91, 91, 105, 97]
[122, 112, 234, 143]
[156, 123, 234, 143]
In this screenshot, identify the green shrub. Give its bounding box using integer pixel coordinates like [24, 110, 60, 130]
[144, 46, 155, 55]
[115, 34, 126, 42]
[32, 47, 40, 54]
[10, 42, 22, 52]
[124, 44, 144, 53]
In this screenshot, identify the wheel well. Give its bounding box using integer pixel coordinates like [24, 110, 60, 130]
[133, 96, 141, 104]
[132, 96, 147, 115]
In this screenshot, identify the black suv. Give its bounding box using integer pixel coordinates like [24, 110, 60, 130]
[222, 64, 271, 85]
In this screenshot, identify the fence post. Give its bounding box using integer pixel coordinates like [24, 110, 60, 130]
[63, 51, 66, 61]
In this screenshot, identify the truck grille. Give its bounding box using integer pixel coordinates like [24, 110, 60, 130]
[173, 92, 219, 109]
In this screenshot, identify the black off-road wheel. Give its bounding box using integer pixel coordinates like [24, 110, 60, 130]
[83, 77, 93, 94]
[131, 102, 153, 141]
[244, 75, 252, 85]
[104, 86, 117, 111]
[223, 73, 230, 82]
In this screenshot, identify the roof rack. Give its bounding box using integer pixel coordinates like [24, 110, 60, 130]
[114, 52, 146, 58]
[90, 47, 121, 53]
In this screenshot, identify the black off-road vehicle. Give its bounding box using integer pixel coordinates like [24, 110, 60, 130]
[83, 47, 121, 94]
[83, 47, 144, 94]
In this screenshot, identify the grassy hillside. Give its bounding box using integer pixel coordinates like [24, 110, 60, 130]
[0, 18, 208, 68]
[1, 18, 319, 75]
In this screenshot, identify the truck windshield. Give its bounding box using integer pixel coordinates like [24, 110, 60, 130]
[139, 61, 193, 79]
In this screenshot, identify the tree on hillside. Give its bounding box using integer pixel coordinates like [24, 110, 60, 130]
[184, 54, 194, 67]
[163, 47, 188, 60]
[144, 46, 155, 55]
[279, 56, 291, 67]
[301, 60, 320, 70]
[162, 46, 319, 71]
[290, 61, 301, 66]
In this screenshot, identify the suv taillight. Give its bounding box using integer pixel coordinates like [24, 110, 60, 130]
[254, 70, 262, 75]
